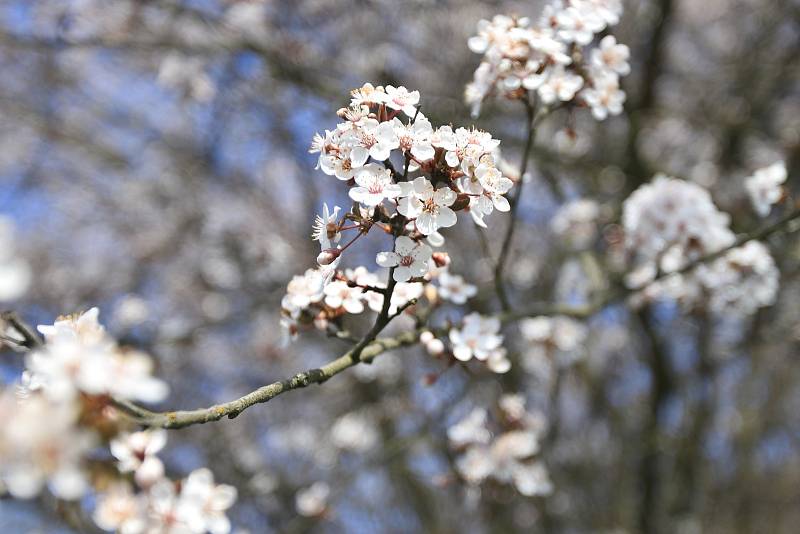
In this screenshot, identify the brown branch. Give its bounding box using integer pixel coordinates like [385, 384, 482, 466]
[494, 98, 538, 311]
[112, 328, 421, 429]
[1, 311, 43, 349]
[8, 205, 800, 430]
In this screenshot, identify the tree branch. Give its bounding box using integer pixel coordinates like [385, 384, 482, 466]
[7, 205, 800, 430]
[494, 98, 537, 311]
[112, 328, 421, 429]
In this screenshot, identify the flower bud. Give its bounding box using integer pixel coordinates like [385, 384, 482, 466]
[317, 248, 341, 266]
[432, 252, 451, 268]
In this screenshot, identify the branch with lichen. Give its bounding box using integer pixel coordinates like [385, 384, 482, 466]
[6, 206, 800, 430]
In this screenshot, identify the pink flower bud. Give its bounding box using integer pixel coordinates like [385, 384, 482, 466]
[317, 248, 341, 266]
[432, 252, 451, 268]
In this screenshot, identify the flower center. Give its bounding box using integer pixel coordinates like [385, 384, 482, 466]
[400, 255, 414, 267]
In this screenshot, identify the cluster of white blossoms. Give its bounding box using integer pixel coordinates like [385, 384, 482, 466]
[96, 429, 237, 534]
[550, 198, 601, 249]
[448, 394, 552, 497]
[282, 83, 507, 343]
[310, 83, 512, 229]
[520, 315, 588, 375]
[466, 0, 628, 119]
[745, 161, 788, 217]
[438, 312, 511, 374]
[1, 309, 238, 533]
[419, 312, 511, 374]
[623, 175, 779, 313]
[0, 391, 95, 499]
[24, 308, 169, 404]
[0, 216, 30, 302]
[280, 263, 425, 340]
[295, 481, 331, 518]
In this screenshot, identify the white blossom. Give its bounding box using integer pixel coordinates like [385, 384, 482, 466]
[295, 481, 330, 517]
[0, 392, 94, 500]
[449, 396, 551, 496]
[26, 309, 168, 403]
[93, 483, 147, 534]
[111, 429, 167, 488]
[393, 116, 436, 161]
[376, 236, 433, 283]
[311, 203, 342, 246]
[449, 313, 505, 371]
[397, 177, 458, 235]
[551, 199, 600, 249]
[436, 270, 477, 304]
[349, 164, 402, 207]
[745, 161, 787, 217]
[591, 35, 630, 76]
[323, 281, 365, 314]
[581, 72, 626, 120]
[384, 85, 421, 117]
[177, 468, 238, 534]
[331, 411, 380, 452]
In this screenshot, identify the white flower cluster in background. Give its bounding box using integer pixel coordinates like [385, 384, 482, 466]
[282, 83, 506, 344]
[24, 308, 169, 404]
[0, 309, 238, 533]
[695, 241, 780, 316]
[448, 313, 511, 373]
[623, 175, 779, 313]
[448, 394, 552, 497]
[97, 430, 237, 534]
[550, 198, 601, 249]
[466, 0, 627, 119]
[0, 391, 95, 499]
[295, 481, 331, 518]
[745, 161, 787, 217]
[0, 216, 30, 302]
[520, 315, 588, 377]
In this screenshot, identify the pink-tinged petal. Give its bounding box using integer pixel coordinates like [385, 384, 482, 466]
[348, 187, 367, 203]
[411, 242, 432, 261]
[376, 251, 400, 268]
[343, 299, 364, 314]
[453, 345, 473, 362]
[493, 195, 511, 212]
[370, 144, 390, 162]
[434, 187, 457, 206]
[399, 182, 415, 196]
[409, 261, 428, 278]
[350, 146, 369, 167]
[412, 142, 435, 161]
[393, 266, 411, 282]
[435, 207, 457, 228]
[398, 197, 422, 218]
[445, 151, 460, 168]
[394, 236, 415, 255]
[384, 183, 402, 199]
[449, 329, 462, 344]
[415, 213, 436, 235]
[470, 208, 487, 228]
[413, 176, 431, 195]
[365, 193, 385, 207]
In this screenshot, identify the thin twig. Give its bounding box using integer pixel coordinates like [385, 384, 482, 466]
[1, 311, 43, 349]
[494, 97, 540, 311]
